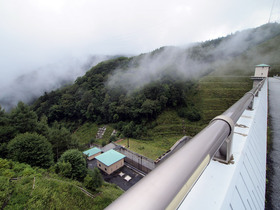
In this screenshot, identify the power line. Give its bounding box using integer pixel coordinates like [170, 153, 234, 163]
[268, 0, 280, 23]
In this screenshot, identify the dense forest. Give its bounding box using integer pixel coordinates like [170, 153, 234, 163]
[1, 23, 280, 209]
[30, 23, 280, 137]
[1, 22, 280, 161]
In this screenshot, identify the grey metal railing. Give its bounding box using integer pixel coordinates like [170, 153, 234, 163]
[106, 79, 266, 210]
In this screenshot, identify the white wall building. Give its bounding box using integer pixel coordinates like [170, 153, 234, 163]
[254, 64, 270, 77]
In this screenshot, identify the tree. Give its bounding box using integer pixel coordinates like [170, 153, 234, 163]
[59, 149, 87, 180]
[141, 99, 160, 119]
[55, 161, 72, 177]
[122, 121, 135, 137]
[7, 133, 54, 168]
[0, 105, 16, 148]
[35, 115, 49, 137]
[61, 93, 76, 119]
[84, 168, 103, 191]
[48, 122, 78, 162]
[9, 102, 38, 134]
[187, 109, 201, 122]
[91, 167, 103, 188]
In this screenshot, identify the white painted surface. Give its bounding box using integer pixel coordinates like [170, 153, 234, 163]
[255, 66, 269, 77]
[179, 79, 267, 210]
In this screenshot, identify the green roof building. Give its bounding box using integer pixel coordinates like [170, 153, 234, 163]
[96, 149, 126, 174]
[83, 147, 102, 160]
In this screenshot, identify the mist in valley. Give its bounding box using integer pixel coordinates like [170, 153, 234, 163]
[1, 23, 280, 111]
[0, 55, 111, 111]
[106, 23, 280, 92]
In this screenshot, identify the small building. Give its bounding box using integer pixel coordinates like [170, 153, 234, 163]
[254, 64, 270, 77]
[95, 149, 126, 175]
[251, 64, 270, 88]
[83, 147, 102, 160]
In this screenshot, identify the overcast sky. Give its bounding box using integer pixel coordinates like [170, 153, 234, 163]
[0, 0, 277, 87]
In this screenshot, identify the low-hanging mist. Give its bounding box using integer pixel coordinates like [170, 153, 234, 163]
[106, 46, 209, 92]
[106, 23, 280, 92]
[0, 55, 111, 111]
[1, 23, 280, 112]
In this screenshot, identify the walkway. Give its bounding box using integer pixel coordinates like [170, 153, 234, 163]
[266, 78, 280, 209]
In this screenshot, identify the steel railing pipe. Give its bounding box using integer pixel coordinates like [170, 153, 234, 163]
[106, 79, 265, 210]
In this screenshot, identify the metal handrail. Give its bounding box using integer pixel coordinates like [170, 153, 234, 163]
[106, 79, 266, 210]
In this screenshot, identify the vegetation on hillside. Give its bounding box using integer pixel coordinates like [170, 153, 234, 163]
[1, 23, 280, 208]
[30, 23, 280, 139]
[0, 103, 121, 208]
[0, 102, 78, 161]
[0, 158, 122, 209]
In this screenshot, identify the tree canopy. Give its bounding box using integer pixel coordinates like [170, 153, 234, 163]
[58, 149, 87, 180]
[7, 133, 54, 168]
[84, 167, 103, 191]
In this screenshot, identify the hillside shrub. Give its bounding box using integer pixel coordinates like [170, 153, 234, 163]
[177, 107, 188, 118]
[84, 168, 103, 191]
[59, 149, 87, 180]
[186, 109, 201, 122]
[7, 133, 54, 168]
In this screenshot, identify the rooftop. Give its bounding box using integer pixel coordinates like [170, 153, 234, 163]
[83, 147, 101, 157]
[256, 64, 270, 67]
[96, 149, 126, 166]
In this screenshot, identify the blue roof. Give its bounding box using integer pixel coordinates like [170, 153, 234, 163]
[83, 147, 101, 157]
[95, 149, 126, 166]
[256, 64, 270, 67]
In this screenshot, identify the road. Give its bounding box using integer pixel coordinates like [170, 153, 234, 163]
[266, 78, 280, 209]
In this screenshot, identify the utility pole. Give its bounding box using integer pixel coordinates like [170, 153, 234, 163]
[268, 0, 277, 23]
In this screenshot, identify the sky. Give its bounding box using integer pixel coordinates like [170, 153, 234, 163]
[0, 0, 278, 109]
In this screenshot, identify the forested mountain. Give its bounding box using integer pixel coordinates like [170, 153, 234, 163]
[1, 23, 280, 209]
[31, 23, 280, 137]
[1, 22, 280, 159]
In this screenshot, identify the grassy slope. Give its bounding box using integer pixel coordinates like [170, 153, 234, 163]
[198, 76, 253, 123]
[73, 123, 115, 146]
[0, 158, 123, 210]
[75, 74, 253, 161]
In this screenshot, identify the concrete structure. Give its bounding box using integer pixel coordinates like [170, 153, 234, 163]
[254, 64, 270, 77]
[179, 79, 267, 210]
[251, 64, 270, 88]
[116, 146, 155, 173]
[96, 149, 126, 175]
[83, 147, 102, 160]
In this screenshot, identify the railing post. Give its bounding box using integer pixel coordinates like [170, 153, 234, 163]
[245, 92, 255, 110]
[210, 115, 235, 164]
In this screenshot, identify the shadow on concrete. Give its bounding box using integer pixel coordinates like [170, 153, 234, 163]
[87, 159, 144, 191]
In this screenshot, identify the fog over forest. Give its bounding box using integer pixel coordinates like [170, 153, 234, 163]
[0, 55, 111, 111]
[107, 23, 280, 91]
[1, 23, 280, 111]
[0, 0, 275, 111]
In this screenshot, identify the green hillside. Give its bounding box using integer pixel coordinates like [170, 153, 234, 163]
[0, 158, 123, 210]
[29, 23, 280, 159]
[198, 76, 253, 123]
[1, 23, 280, 208]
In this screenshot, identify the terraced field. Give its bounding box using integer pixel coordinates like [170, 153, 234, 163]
[198, 76, 253, 123]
